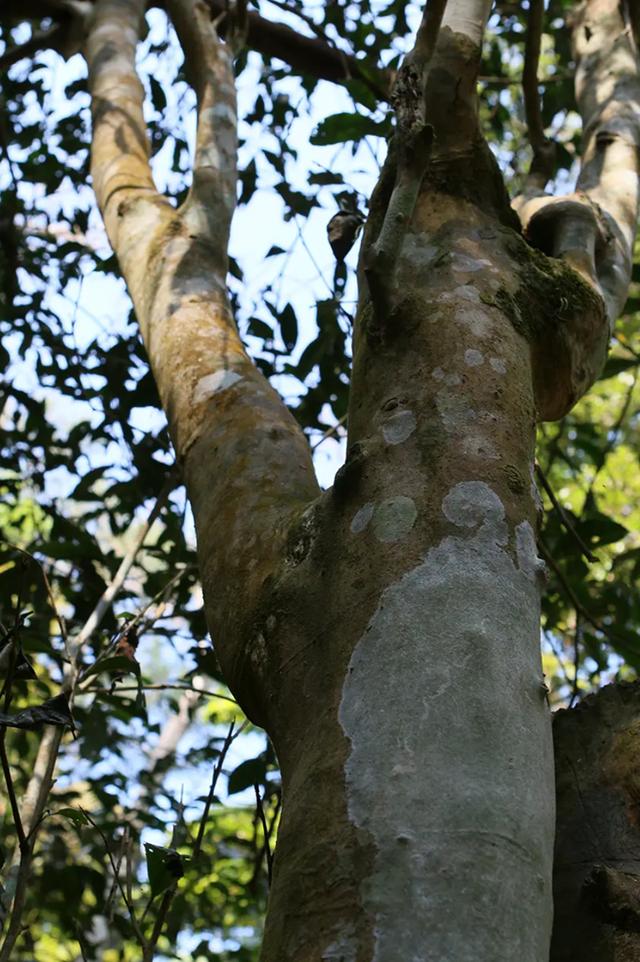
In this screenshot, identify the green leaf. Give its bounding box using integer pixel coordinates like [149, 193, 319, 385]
[247, 317, 273, 340]
[82, 655, 141, 681]
[598, 356, 639, 380]
[228, 756, 267, 795]
[57, 808, 90, 826]
[149, 76, 167, 113]
[0, 693, 74, 731]
[279, 303, 298, 351]
[310, 112, 391, 146]
[578, 517, 629, 548]
[145, 843, 185, 898]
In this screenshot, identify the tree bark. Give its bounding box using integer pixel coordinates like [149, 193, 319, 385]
[552, 682, 640, 962]
[79, 0, 640, 959]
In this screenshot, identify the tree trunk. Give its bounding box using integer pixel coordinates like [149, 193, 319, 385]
[552, 681, 640, 962]
[78, 0, 640, 958]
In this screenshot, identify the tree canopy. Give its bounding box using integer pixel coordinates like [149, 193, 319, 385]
[1, 0, 640, 958]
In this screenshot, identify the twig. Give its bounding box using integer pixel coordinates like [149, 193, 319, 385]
[569, 611, 583, 708]
[535, 463, 597, 562]
[80, 809, 148, 951]
[126, 565, 194, 635]
[66, 471, 177, 685]
[585, 371, 637, 501]
[311, 414, 348, 451]
[144, 888, 174, 962]
[0, 743, 26, 852]
[0, 24, 66, 72]
[543, 628, 575, 694]
[0, 479, 174, 960]
[141, 722, 246, 960]
[253, 784, 273, 885]
[193, 721, 240, 859]
[479, 73, 570, 86]
[522, 0, 555, 188]
[83, 682, 237, 704]
[0, 544, 71, 660]
[540, 540, 633, 651]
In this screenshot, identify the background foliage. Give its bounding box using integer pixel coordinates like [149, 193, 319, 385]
[0, 0, 639, 958]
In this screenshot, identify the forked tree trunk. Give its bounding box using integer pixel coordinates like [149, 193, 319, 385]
[79, 0, 640, 959]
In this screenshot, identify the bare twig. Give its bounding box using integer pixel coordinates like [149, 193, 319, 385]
[0, 742, 26, 851]
[254, 784, 273, 885]
[535, 463, 597, 563]
[193, 721, 239, 859]
[569, 611, 583, 708]
[311, 414, 348, 451]
[0, 479, 175, 960]
[0, 24, 66, 72]
[140, 721, 246, 960]
[126, 565, 194, 635]
[204, 0, 392, 101]
[144, 888, 174, 961]
[0, 544, 71, 659]
[543, 628, 575, 694]
[66, 471, 177, 685]
[80, 809, 147, 951]
[540, 540, 634, 653]
[84, 682, 237, 704]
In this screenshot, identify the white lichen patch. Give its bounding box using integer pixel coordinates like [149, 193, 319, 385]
[371, 497, 417, 543]
[435, 391, 477, 433]
[461, 434, 499, 460]
[351, 502, 375, 534]
[193, 369, 242, 403]
[382, 410, 417, 445]
[464, 349, 484, 367]
[437, 285, 481, 305]
[490, 356, 507, 375]
[451, 253, 492, 273]
[338, 480, 554, 960]
[431, 368, 461, 386]
[516, 520, 546, 582]
[208, 101, 237, 124]
[401, 236, 440, 270]
[455, 306, 492, 337]
[352, 498, 417, 541]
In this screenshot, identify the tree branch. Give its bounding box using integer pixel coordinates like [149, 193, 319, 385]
[363, 0, 447, 324]
[204, 0, 391, 101]
[0, 481, 172, 961]
[522, 0, 556, 189]
[515, 0, 640, 329]
[166, 0, 238, 243]
[87, 0, 322, 727]
[3, 0, 392, 102]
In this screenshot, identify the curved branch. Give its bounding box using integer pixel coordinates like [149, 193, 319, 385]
[167, 0, 237, 241]
[85, 0, 319, 728]
[515, 0, 640, 330]
[87, 0, 167, 269]
[204, 0, 392, 101]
